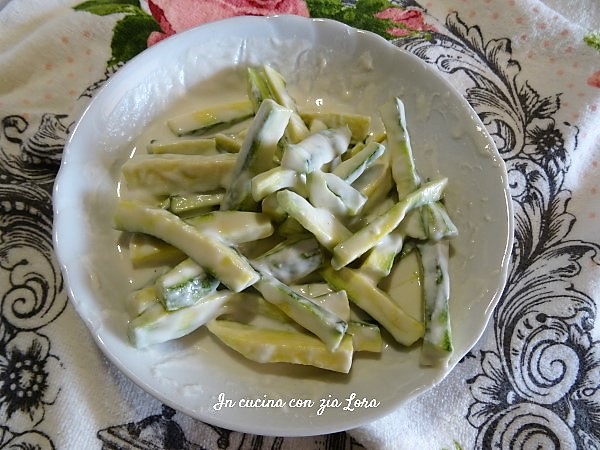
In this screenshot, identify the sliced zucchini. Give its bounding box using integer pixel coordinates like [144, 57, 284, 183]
[221, 98, 292, 211]
[262, 65, 310, 143]
[351, 161, 394, 215]
[333, 141, 385, 184]
[331, 178, 448, 269]
[360, 231, 404, 282]
[260, 192, 287, 222]
[280, 126, 352, 174]
[299, 111, 372, 143]
[379, 96, 421, 198]
[277, 217, 307, 237]
[310, 290, 351, 322]
[129, 233, 186, 268]
[215, 133, 243, 153]
[167, 99, 254, 136]
[419, 240, 453, 366]
[126, 286, 159, 318]
[155, 258, 220, 311]
[397, 208, 428, 240]
[207, 319, 354, 373]
[147, 138, 217, 155]
[247, 67, 272, 112]
[254, 272, 348, 351]
[253, 236, 324, 284]
[307, 118, 328, 134]
[186, 211, 274, 244]
[379, 247, 423, 322]
[120, 153, 236, 195]
[290, 283, 333, 298]
[421, 202, 459, 241]
[168, 192, 224, 216]
[114, 200, 258, 292]
[276, 189, 352, 250]
[250, 166, 306, 202]
[128, 290, 235, 348]
[308, 171, 367, 217]
[321, 265, 423, 346]
[346, 320, 383, 352]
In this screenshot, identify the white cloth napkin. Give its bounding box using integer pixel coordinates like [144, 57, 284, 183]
[1, 1, 598, 449]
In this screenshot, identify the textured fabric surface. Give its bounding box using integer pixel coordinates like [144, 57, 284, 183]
[1, 1, 599, 449]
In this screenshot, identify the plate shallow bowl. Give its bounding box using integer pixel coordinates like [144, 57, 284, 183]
[53, 15, 513, 436]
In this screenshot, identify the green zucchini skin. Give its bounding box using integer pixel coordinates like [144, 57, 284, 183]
[254, 271, 348, 352]
[321, 265, 423, 347]
[167, 99, 254, 136]
[332, 178, 448, 269]
[156, 258, 220, 311]
[128, 290, 235, 348]
[221, 98, 292, 212]
[418, 241, 453, 366]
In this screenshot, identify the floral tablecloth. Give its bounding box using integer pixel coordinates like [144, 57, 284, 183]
[1, 1, 599, 449]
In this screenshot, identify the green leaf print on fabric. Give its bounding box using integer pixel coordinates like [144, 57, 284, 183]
[74, 0, 160, 67]
[109, 14, 161, 66]
[306, 0, 395, 38]
[74, 0, 144, 16]
[584, 31, 600, 52]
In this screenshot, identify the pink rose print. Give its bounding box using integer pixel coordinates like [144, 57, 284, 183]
[147, 0, 310, 46]
[374, 7, 436, 37]
[588, 71, 600, 88]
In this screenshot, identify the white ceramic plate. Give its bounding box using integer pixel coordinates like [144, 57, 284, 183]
[53, 15, 513, 436]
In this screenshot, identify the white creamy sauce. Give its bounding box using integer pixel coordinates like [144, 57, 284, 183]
[160, 261, 203, 286]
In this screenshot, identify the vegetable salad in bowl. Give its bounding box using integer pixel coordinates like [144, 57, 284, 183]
[54, 15, 512, 436]
[116, 65, 458, 373]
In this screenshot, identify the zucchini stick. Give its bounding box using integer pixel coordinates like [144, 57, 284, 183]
[247, 67, 272, 112]
[167, 99, 254, 136]
[186, 211, 274, 244]
[147, 138, 217, 155]
[129, 234, 186, 268]
[251, 166, 306, 202]
[262, 65, 310, 143]
[207, 320, 354, 373]
[419, 240, 453, 366]
[379, 97, 420, 198]
[254, 271, 348, 351]
[155, 258, 219, 311]
[360, 231, 404, 282]
[351, 161, 394, 215]
[332, 178, 447, 269]
[221, 98, 292, 211]
[277, 189, 352, 250]
[121, 153, 236, 195]
[299, 111, 372, 143]
[421, 202, 459, 241]
[126, 286, 159, 318]
[321, 266, 423, 346]
[346, 320, 383, 352]
[253, 236, 324, 284]
[308, 171, 367, 217]
[168, 192, 224, 216]
[280, 126, 352, 174]
[128, 290, 235, 348]
[114, 200, 258, 292]
[333, 141, 385, 184]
